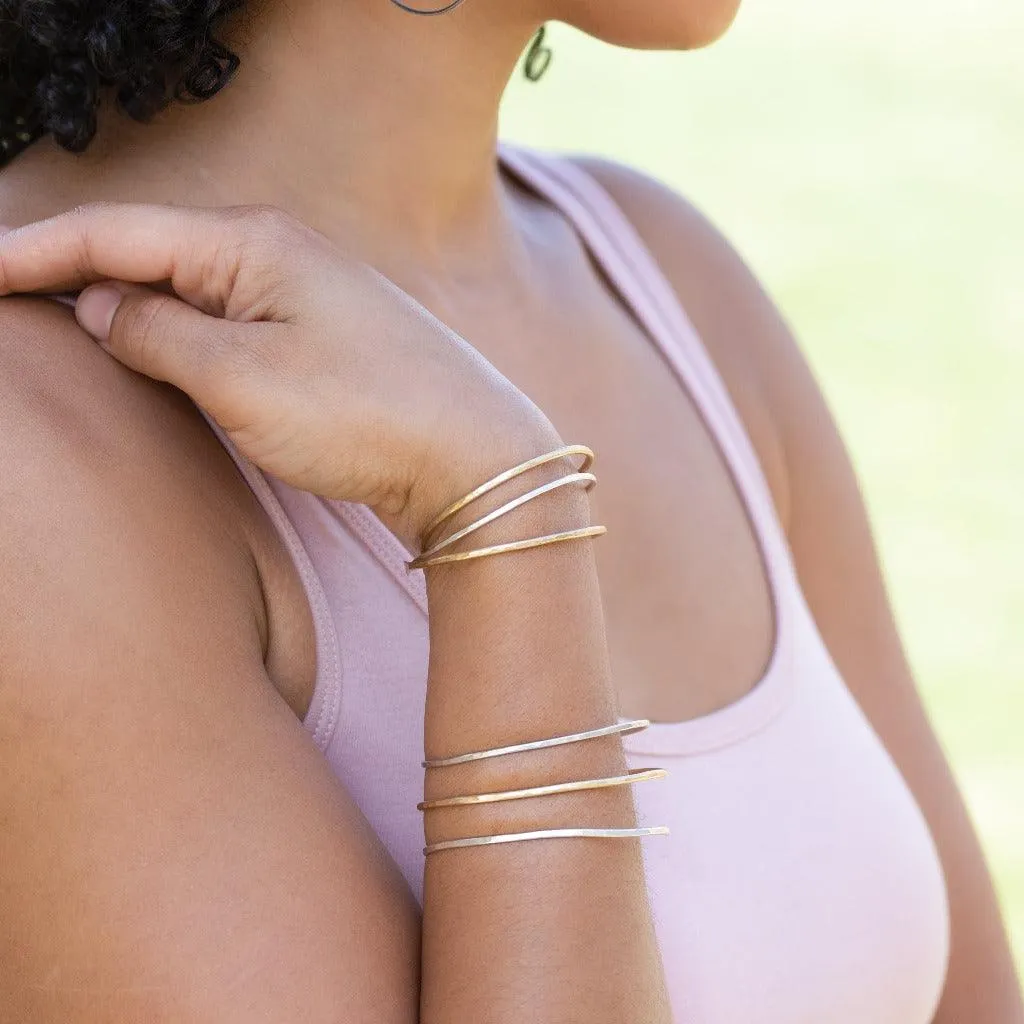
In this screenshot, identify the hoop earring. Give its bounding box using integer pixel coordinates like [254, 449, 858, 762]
[389, 0, 467, 14]
[523, 25, 553, 82]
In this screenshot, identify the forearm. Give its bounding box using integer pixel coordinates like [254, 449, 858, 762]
[417, 447, 671, 1024]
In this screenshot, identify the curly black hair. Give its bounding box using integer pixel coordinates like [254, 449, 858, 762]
[0, 0, 244, 167]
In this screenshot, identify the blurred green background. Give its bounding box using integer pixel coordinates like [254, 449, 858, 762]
[501, 0, 1023, 969]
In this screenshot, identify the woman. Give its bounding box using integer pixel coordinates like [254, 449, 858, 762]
[0, 0, 1019, 1020]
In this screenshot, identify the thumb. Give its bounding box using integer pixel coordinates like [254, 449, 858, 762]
[76, 281, 246, 410]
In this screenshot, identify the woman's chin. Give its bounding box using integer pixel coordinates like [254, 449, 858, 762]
[569, 0, 744, 52]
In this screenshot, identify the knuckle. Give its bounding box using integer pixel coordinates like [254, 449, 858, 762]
[237, 204, 300, 244]
[218, 206, 309, 320]
[61, 203, 118, 279]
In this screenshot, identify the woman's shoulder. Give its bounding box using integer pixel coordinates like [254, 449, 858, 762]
[0, 295, 273, 686]
[0, 294, 319, 719]
[0, 294, 257, 530]
[0, 295, 420, 1021]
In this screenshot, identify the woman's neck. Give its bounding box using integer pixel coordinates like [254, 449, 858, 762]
[0, 0, 542, 274]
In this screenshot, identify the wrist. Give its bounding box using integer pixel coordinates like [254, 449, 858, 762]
[403, 418, 577, 549]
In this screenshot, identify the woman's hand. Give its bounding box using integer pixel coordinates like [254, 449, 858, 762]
[0, 203, 559, 542]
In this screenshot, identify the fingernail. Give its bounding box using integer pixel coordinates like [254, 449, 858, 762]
[76, 283, 127, 343]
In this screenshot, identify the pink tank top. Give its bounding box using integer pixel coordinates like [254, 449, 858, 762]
[193, 144, 950, 1022]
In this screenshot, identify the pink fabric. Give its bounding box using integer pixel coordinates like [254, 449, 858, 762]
[192, 144, 950, 1022]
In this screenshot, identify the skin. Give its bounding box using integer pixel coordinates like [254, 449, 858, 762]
[0, 172, 674, 1024]
[0, 0, 1020, 1019]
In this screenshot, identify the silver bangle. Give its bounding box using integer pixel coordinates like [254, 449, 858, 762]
[422, 718, 651, 769]
[417, 767, 668, 810]
[423, 825, 670, 855]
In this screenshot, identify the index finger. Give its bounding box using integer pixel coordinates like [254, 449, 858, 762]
[0, 203, 242, 315]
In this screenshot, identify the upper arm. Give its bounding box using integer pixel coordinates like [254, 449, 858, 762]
[574, 156, 1023, 1021]
[0, 300, 419, 1023]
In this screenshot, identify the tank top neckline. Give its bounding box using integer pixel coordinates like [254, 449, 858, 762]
[42, 143, 798, 757]
[317, 142, 799, 757]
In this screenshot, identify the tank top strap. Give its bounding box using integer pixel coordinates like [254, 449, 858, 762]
[191, 407, 345, 752]
[497, 142, 784, 543]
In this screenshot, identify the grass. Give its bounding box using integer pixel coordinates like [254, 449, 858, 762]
[500, 0, 1024, 970]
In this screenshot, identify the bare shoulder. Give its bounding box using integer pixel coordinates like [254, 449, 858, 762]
[0, 295, 317, 716]
[0, 295, 268, 668]
[568, 154, 825, 532]
[0, 297, 419, 1021]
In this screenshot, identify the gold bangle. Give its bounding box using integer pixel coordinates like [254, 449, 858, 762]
[417, 767, 668, 810]
[419, 444, 596, 549]
[406, 471, 596, 570]
[423, 718, 650, 768]
[423, 826, 670, 855]
[411, 524, 606, 570]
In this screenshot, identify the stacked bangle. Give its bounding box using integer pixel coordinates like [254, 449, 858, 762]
[408, 525, 607, 570]
[421, 718, 670, 857]
[417, 767, 667, 810]
[423, 827, 670, 856]
[407, 444, 603, 571]
[418, 444, 596, 549]
[422, 718, 651, 768]
[407, 470, 597, 569]
[414, 445, 670, 854]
